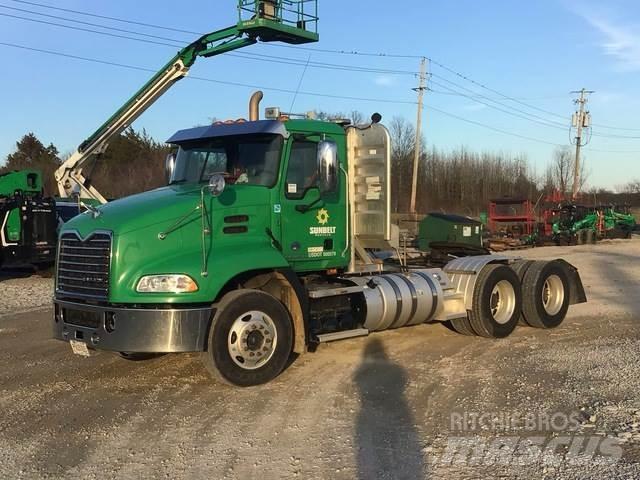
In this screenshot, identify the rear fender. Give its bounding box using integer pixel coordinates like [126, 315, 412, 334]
[444, 255, 516, 310]
[553, 259, 587, 305]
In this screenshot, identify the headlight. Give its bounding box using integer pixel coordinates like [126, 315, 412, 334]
[136, 274, 199, 293]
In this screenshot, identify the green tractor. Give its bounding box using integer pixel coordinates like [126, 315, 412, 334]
[0, 170, 57, 269]
[600, 205, 636, 239]
[552, 203, 637, 245]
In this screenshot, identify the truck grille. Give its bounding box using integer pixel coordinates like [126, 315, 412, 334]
[57, 232, 111, 301]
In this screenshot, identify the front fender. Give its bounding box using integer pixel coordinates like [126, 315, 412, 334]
[110, 236, 289, 304]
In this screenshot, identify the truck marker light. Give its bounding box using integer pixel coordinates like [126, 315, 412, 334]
[136, 275, 199, 294]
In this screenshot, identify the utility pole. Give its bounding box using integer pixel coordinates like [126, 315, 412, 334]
[409, 57, 427, 214]
[570, 88, 593, 200]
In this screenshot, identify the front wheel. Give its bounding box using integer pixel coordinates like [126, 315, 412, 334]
[201, 289, 293, 387]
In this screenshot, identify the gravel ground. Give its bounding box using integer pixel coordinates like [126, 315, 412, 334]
[0, 269, 53, 316]
[0, 240, 639, 479]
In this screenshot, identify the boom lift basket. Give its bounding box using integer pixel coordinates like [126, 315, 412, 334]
[238, 0, 319, 44]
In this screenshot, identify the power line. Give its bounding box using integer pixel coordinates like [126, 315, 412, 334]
[590, 123, 640, 132]
[429, 89, 570, 101]
[1, 41, 639, 154]
[0, 41, 417, 105]
[7, 0, 202, 35]
[0, 10, 420, 77]
[0, 12, 183, 48]
[262, 42, 423, 59]
[427, 104, 566, 147]
[229, 51, 417, 76]
[430, 73, 569, 127]
[429, 79, 569, 132]
[0, 4, 187, 43]
[9, 0, 640, 134]
[430, 78, 640, 140]
[0, 40, 593, 150]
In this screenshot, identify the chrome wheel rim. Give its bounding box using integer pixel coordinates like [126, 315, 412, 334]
[542, 274, 564, 316]
[490, 280, 516, 325]
[228, 311, 277, 370]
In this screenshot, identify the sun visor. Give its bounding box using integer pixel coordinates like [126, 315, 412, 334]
[167, 120, 288, 145]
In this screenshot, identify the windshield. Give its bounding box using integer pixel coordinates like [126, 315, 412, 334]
[171, 134, 283, 187]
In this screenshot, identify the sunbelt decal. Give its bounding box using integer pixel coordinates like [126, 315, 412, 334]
[310, 208, 336, 236]
[316, 208, 330, 225]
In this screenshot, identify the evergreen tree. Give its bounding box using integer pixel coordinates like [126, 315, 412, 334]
[2, 133, 60, 195]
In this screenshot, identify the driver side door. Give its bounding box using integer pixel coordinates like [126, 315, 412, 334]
[278, 137, 346, 271]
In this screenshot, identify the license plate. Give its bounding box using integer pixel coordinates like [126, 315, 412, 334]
[70, 340, 91, 357]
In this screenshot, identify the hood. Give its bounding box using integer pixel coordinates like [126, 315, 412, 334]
[62, 183, 274, 239]
[63, 184, 202, 237]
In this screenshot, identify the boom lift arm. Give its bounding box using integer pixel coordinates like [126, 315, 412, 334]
[55, 0, 319, 203]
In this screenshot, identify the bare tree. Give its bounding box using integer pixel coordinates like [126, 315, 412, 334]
[619, 179, 640, 194]
[388, 117, 416, 212]
[313, 110, 364, 124]
[546, 146, 588, 197]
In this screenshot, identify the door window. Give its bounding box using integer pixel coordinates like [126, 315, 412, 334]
[285, 141, 318, 199]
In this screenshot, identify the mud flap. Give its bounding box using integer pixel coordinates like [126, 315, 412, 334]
[554, 259, 587, 305]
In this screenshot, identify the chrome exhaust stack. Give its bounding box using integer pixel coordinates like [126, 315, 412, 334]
[249, 91, 264, 121]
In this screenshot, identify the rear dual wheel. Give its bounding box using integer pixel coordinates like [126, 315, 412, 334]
[468, 264, 522, 338]
[521, 261, 570, 329]
[449, 264, 522, 338]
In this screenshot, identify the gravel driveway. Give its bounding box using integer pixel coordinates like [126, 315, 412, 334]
[0, 270, 52, 316]
[0, 240, 639, 479]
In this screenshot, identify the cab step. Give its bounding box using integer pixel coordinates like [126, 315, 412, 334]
[316, 328, 369, 343]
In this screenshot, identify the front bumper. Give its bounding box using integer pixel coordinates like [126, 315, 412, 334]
[53, 299, 214, 353]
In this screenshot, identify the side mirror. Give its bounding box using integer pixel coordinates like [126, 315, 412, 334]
[165, 153, 176, 183]
[317, 140, 338, 194]
[208, 173, 226, 197]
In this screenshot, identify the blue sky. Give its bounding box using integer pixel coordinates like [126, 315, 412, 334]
[1, 0, 639, 189]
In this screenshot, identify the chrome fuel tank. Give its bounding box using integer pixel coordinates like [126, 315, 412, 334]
[350, 269, 444, 331]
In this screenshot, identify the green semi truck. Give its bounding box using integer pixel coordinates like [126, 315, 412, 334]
[0, 170, 57, 269]
[52, 1, 587, 386]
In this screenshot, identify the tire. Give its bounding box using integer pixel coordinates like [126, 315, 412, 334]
[201, 289, 293, 387]
[511, 260, 533, 282]
[468, 264, 522, 338]
[585, 229, 595, 244]
[521, 261, 570, 329]
[511, 260, 533, 326]
[448, 316, 476, 336]
[119, 352, 166, 361]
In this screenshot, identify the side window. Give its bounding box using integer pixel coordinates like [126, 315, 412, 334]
[285, 141, 317, 199]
